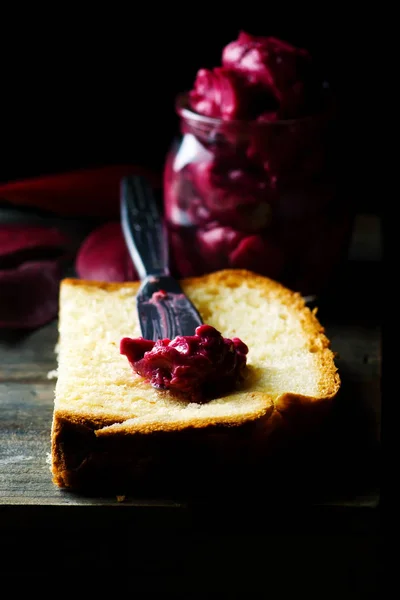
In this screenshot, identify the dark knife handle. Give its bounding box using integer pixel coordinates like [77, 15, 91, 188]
[120, 175, 169, 279]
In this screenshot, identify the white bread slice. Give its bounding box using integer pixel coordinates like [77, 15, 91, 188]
[51, 269, 340, 492]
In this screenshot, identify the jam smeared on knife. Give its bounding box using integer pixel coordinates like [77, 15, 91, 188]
[120, 324, 248, 403]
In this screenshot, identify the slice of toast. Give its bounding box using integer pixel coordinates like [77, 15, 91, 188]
[51, 269, 340, 493]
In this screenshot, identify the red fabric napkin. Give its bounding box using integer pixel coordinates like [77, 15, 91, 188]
[0, 165, 161, 328]
[0, 224, 73, 329]
[0, 164, 161, 218]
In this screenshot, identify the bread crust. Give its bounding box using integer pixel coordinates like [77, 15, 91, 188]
[51, 269, 340, 492]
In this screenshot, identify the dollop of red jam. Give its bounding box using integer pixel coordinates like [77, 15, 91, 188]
[189, 31, 325, 121]
[120, 324, 249, 403]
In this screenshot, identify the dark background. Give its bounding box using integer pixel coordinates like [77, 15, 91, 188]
[0, 13, 382, 594]
[1, 11, 373, 212]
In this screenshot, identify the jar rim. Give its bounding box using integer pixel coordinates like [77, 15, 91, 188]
[175, 92, 335, 129]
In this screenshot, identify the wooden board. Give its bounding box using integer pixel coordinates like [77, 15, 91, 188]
[0, 213, 382, 535]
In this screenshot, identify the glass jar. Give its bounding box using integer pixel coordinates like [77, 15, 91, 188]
[164, 94, 354, 297]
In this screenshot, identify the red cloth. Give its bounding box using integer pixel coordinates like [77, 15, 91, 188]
[0, 165, 161, 218]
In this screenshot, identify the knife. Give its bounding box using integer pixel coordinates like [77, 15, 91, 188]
[120, 175, 203, 341]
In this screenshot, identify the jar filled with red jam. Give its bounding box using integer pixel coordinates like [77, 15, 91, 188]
[164, 32, 354, 296]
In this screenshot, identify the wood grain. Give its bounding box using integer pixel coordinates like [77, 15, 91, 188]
[0, 321, 58, 382]
[0, 214, 382, 532]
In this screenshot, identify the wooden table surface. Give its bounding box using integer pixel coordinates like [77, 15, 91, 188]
[0, 212, 381, 508]
[0, 210, 382, 589]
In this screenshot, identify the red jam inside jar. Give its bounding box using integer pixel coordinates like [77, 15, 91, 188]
[164, 32, 354, 297]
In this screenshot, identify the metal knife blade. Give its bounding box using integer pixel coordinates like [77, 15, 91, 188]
[120, 175, 203, 341]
